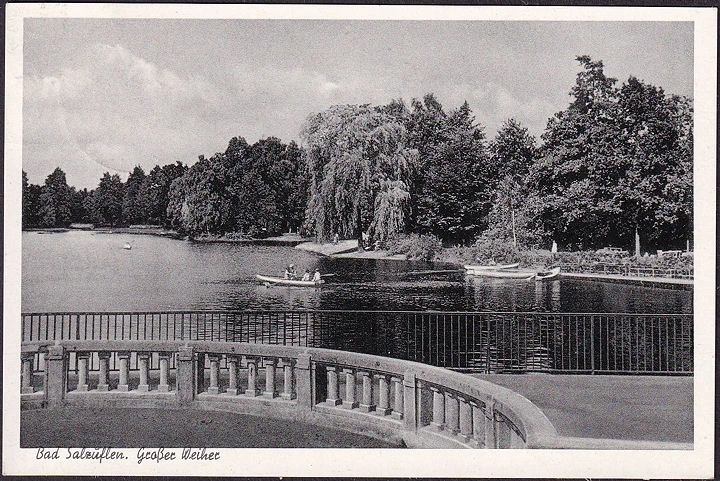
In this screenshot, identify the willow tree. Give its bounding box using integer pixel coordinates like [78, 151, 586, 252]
[301, 104, 417, 247]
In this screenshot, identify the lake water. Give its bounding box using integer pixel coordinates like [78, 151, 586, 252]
[22, 230, 691, 314]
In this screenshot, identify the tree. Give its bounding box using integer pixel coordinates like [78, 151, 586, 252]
[136, 161, 187, 226]
[487, 120, 543, 248]
[86, 173, 125, 226]
[22, 171, 43, 228]
[408, 98, 492, 244]
[534, 56, 693, 251]
[39, 167, 73, 227]
[302, 104, 417, 246]
[122, 166, 146, 225]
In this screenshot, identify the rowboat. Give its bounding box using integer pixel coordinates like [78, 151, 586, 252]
[464, 262, 519, 273]
[466, 269, 535, 280]
[534, 267, 561, 281]
[255, 274, 324, 287]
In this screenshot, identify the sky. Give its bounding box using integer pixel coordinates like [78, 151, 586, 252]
[22, 18, 693, 189]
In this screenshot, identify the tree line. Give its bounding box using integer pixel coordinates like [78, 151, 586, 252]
[24, 56, 692, 251]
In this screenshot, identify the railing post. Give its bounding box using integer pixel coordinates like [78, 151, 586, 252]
[376, 374, 391, 415]
[245, 357, 260, 397]
[430, 386, 445, 431]
[207, 354, 220, 395]
[358, 371, 375, 412]
[176, 346, 196, 405]
[402, 372, 417, 431]
[325, 365, 342, 406]
[342, 368, 359, 409]
[44, 344, 67, 407]
[117, 351, 130, 392]
[21, 352, 35, 394]
[280, 358, 295, 400]
[226, 355, 239, 395]
[138, 352, 151, 392]
[294, 353, 312, 409]
[445, 391, 460, 434]
[263, 358, 278, 399]
[97, 351, 111, 391]
[391, 376, 404, 420]
[458, 396, 473, 443]
[158, 352, 171, 392]
[76, 352, 90, 392]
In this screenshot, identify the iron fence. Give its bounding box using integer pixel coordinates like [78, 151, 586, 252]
[21, 310, 693, 375]
[559, 262, 693, 280]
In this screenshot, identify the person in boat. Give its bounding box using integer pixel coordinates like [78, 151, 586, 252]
[301, 269, 311, 281]
[312, 268, 322, 283]
[284, 264, 297, 280]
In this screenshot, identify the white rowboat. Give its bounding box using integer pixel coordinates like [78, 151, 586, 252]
[256, 274, 324, 287]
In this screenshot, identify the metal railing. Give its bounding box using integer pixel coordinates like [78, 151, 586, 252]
[559, 262, 693, 280]
[21, 310, 693, 375]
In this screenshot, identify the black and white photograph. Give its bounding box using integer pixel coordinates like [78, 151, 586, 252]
[3, 3, 715, 478]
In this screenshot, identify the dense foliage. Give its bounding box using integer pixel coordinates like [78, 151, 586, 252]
[23, 56, 693, 253]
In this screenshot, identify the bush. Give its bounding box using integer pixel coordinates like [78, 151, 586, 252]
[471, 234, 520, 264]
[387, 233, 442, 261]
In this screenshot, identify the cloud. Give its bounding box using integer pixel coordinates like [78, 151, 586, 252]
[23, 44, 240, 188]
[441, 81, 559, 138]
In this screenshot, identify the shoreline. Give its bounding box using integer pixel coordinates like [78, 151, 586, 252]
[26, 229, 693, 287]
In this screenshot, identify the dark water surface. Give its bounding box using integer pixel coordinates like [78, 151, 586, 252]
[22, 231, 691, 314]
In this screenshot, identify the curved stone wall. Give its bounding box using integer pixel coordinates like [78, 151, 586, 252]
[20, 340, 690, 449]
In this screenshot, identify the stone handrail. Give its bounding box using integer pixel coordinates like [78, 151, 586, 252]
[20, 340, 691, 450]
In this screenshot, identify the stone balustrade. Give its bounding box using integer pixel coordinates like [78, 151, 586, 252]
[19, 339, 690, 449]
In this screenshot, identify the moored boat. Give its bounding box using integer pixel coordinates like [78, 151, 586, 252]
[466, 269, 536, 280]
[464, 262, 519, 273]
[255, 274, 324, 287]
[535, 267, 561, 281]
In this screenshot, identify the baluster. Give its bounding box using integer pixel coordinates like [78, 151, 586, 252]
[458, 396, 473, 443]
[21, 352, 35, 394]
[470, 401, 485, 448]
[97, 351, 110, 391]
[391, 376, 404, 419]
[358, 371, 375, 412]
[485, 401, 497, 448]
[263, 358, 277, 398]
[281, 358, 294, 400]
[445, 391, 460, 434]
[207, 354, 220, 394]
[325, 365, 342, 406]
[138, 352, 151, 392]
[158, 352, 171, 392]
[342, 368, 359, 409]
[244, 357, 260, 396]
[430, 386, 445, 431]
[117, 351, 130, 392]
[226, 355, 239, 395]
[376, 374, 391, 415]
[76, 352, 90, 392]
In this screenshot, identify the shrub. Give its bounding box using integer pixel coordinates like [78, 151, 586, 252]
[471, 234, 520, 264]
[387, 233, 442, 261]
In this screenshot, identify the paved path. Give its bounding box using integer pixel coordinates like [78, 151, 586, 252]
[21, 407, 401, 448]
[472, 373, 693, 442]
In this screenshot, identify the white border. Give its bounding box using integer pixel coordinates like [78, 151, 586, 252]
[4, 4, 716, 478]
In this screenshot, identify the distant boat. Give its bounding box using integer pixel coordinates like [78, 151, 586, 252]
[255, 274, 324, 287]
[535, 267, 561, 281]
[123, 243, 132, 250]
